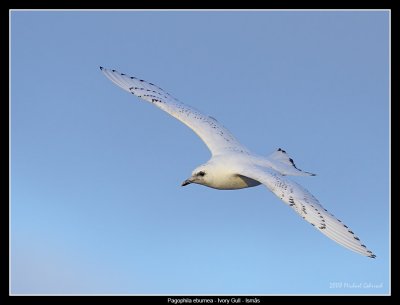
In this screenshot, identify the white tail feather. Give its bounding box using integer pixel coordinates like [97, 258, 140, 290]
[267, 148, 316, 176]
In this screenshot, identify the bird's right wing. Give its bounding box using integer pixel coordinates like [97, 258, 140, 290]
[238, 165, 376, 258]
[100, 67, 249, 156]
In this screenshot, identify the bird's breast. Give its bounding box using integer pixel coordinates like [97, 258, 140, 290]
[206, 174, 261, 190]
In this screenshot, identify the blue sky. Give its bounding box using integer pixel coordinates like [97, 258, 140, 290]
[10, 10, 390, 295]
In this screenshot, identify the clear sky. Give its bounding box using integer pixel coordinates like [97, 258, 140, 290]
[10, 10, 389, 295]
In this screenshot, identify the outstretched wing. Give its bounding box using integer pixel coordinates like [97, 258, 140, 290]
[239, 165, 376, 258]
[100, 67, 249, 156]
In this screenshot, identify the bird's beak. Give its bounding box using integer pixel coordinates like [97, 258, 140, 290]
[181, 179, 192, 187]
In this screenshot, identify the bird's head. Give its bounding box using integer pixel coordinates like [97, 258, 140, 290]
[181, 164, 212, 187]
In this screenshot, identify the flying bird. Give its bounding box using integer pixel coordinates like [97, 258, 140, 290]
[100, 66, 375, 258]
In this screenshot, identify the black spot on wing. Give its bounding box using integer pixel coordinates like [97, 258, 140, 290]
[105, 68, 178, 102]
[367, 250, 376, 258]
[288, 157, 302, 171]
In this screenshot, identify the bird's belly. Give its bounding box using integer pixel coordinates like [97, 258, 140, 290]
[208, 174, 261, 190]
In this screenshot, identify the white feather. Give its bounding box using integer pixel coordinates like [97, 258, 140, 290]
[100, 67, 375, 258]
[100, 67, 249, 156]
[238, 165, 375, 258]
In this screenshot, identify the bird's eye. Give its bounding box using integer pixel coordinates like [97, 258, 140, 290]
[197, 171, 206, 177]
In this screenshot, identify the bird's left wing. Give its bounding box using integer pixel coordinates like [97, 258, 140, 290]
[100, 67, 249, 156]
[238, 165, 376, 258]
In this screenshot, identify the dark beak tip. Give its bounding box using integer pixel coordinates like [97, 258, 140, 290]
[181, 180, 191, 187]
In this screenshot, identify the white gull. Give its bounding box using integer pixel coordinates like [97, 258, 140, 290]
[100, 67, 375, 258]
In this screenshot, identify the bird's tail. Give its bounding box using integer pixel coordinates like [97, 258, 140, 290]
[266, 148, 316, 176]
